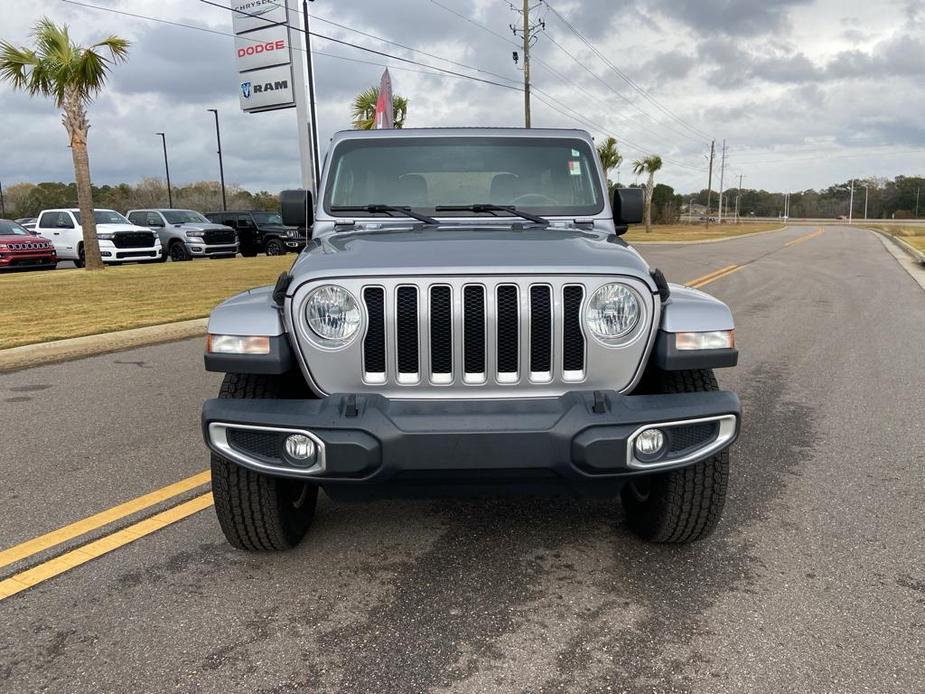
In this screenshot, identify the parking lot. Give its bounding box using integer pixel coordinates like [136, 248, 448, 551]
[1, 225, 922, 692]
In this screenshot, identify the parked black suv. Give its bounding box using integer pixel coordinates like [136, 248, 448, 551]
[204, 211, 306, 256]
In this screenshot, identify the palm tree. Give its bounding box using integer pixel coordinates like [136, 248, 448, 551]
[632, 155, 663, 233]
[0, 19, 129, 270]
[596, 137, 622, 193]
[351, 87, 408, 130]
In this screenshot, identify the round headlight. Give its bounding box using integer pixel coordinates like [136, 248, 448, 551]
[585, 283, 641, 341]
[305, 285, 360, 343]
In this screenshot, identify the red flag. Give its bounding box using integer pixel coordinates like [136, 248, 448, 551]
[373, 68, 394, 129]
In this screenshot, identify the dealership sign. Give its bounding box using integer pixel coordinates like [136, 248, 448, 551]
[233, 0, 295, 113]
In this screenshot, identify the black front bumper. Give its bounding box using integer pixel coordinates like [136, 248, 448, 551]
[202, 390, 740, 498]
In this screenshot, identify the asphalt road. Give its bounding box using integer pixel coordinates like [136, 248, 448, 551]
[1, 225, 923, 693]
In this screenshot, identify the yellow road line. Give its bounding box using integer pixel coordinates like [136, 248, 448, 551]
[688, 265, 742, 288]
[0, 470, 210, 569]
[0, 493, 214, 602]
[686, 264, 738, 287]
[785, 228, 825, 247]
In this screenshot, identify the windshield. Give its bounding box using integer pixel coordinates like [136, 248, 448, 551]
[324, 136, 604, 218]
[0, 220, 31, 236]
[163, 210, 209, 224]
[74, 210, 130, 225]
[251, 212, 284, 225]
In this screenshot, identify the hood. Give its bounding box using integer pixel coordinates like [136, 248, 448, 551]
[290, 226, 653, 287]
[96, 224, 155, 234]
[170, 222, 233, 231]
[0, 233, 53, 245]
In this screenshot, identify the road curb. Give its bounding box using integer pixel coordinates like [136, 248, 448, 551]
[630, 225, 788, 245]
[867, 229, 925, 294]
[872, 229, 925, 265]
[0, 318, 208, 374]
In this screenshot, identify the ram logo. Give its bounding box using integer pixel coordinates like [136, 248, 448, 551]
[240, 81, 252, 99]
[253, 80, 288, 94]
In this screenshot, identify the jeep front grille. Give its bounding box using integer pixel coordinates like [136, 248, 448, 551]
[361, 280, 586, 387]
[294, 275, 657, 399]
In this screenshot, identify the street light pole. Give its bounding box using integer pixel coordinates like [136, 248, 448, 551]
[848, 179, 854, 225]
[863, 184, 869, 220]
[207, 109, 227, 211]
[0, 179, 5, 217]
[155, 132, 173, 208]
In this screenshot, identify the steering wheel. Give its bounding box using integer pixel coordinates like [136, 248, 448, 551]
[510, 193, 559, 206]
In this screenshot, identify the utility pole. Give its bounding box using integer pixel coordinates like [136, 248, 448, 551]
[510, 1, 544, 128]
[155, 132, 173, 208]
[916, 186, 920, 218]
[863, 183, 869, 220]
[848, 179, 854, 224]
[0, 179, 5, 217]
[705, 140, 715, 228]
[735, 173, 743, 224]
[207, 109, 227, 211]
[717, 139, 726, 223]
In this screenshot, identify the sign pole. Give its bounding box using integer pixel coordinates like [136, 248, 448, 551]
[302, 0, 321, 186]
[290, 16, 316, 194]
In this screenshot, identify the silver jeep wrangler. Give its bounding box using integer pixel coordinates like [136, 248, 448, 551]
[201, 128, 740, 551]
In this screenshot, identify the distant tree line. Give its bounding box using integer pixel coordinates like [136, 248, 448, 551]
[3, 178, 280, 218]
[684, 176, 924, 220]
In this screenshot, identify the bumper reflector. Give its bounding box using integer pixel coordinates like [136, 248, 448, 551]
[207, 334, 271, 355]
[675, 330, 735, 351]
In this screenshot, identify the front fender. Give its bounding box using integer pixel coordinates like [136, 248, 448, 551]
[205, 286, 294, 374]
[652, 284, 738, 370]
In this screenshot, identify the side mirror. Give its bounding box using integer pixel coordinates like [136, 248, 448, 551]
[281, 189, 314, 228]
[150, 220, 165, 228]
[612, 188, 644, 235]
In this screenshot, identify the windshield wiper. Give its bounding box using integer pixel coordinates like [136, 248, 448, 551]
[331, 204, 439, 225]
[434, 204, 549, 226]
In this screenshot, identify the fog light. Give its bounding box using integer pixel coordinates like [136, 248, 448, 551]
[284, 434, 316, 462]
[635, 428, 666, 457]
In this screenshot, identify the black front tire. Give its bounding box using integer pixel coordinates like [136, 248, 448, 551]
[264, 238, 284, 256]
[622, 369, 730, 543]
[211, 373, 318, 551]
[240, 247, 258, 258]
[168, 241, 191, 262]
[73, 244, 85, 269]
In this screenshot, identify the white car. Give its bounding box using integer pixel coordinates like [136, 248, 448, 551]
[35, 208, 162, 267]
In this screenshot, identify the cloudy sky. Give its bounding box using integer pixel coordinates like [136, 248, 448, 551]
[1, 0, 923, 195]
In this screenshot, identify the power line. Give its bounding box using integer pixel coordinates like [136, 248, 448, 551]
[541, 0, 713, 143]
[542, 31, 706, 148]
[197, 0, 524, 91]
[60, 0, 704, 172]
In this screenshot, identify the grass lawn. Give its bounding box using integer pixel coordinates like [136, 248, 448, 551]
[623, 222, 783, 243]
[867, 225, 925, 252]
[0, 256, 293, 350]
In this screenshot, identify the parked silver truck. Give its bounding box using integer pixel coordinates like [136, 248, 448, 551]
[126, 209, 237, 261]
[201, 128, 741, 551]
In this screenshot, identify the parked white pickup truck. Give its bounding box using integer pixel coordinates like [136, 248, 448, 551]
[35, 208, 162, 267]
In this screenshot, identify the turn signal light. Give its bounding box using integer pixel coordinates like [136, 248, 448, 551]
[207, 334, 271, 355]
[675, 330, 735, 351]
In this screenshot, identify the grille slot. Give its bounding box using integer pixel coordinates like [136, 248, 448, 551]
[463, 285, 486, 378]
[562, 285, 585, 375]
[430, 286, 452, 377]
[363, 287, 386, 376]
[530, 286, 552, 377]
[496, 285, 519, 378]
[396, 286, 419, 378]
